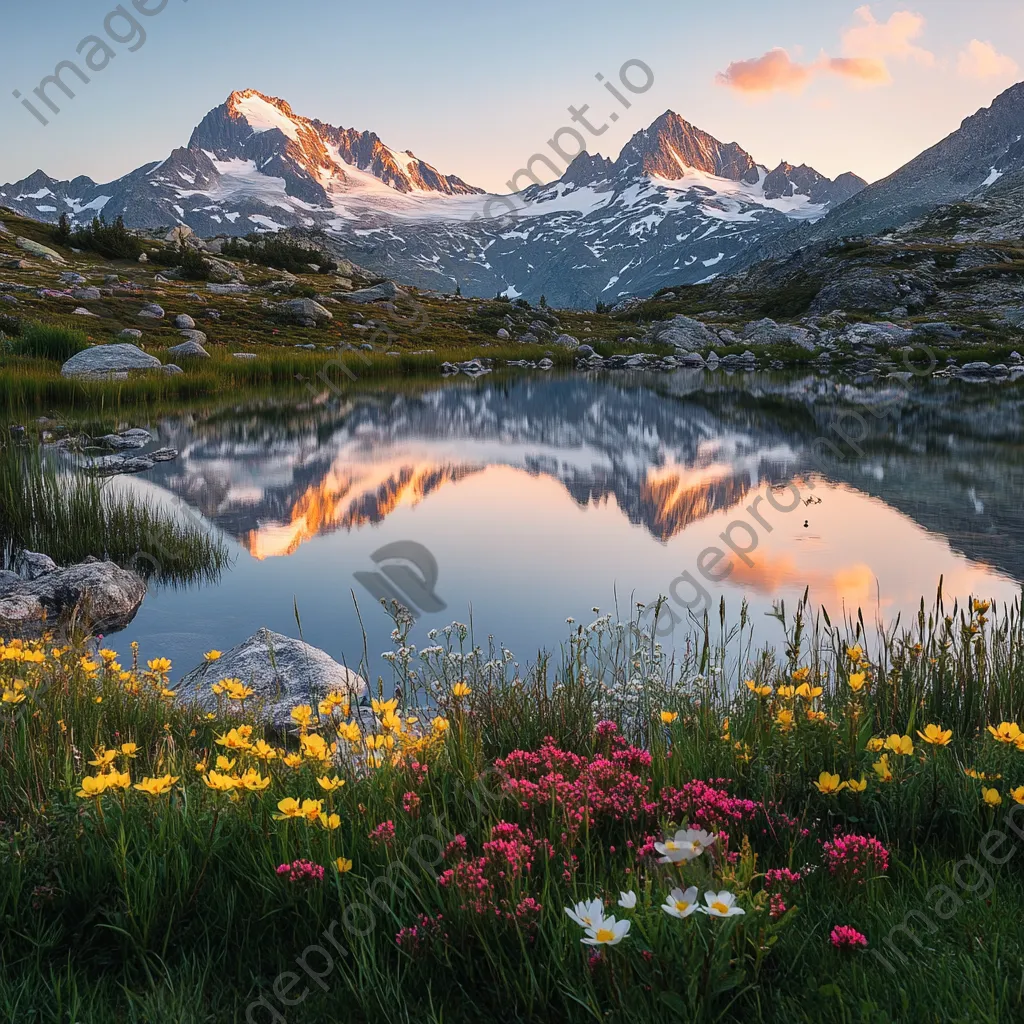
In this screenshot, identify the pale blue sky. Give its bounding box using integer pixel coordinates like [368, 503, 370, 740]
[2, 0, 1022, 190]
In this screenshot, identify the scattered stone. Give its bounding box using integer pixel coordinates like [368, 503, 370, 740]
[232, 352, 258, 360]
[177, 329, 208, 345]
[72, 286, 101, 301]
[277, 297, 333, 327]
[60, 272, 86, 286]
[162, 364, 184, 375]
[71, 307, 97, 316]
[150, 447, 178, 462]
[576, 344, 596, 358]
[179, 628, 368, 730]
[118, 328, 143, 339]
[61, 344, 163, 379]
[137, 303, 165, 319]
[0, 560, 147, 637]
[167, 339, 210, 359]
[554, 334, 580, 350]
[173, 313, 196, 330]
[537, 357, 554, 370]
[335, 281, 401, 305]
[16, 237, 65, 264]
[207, 283, 250, 295]
[94, 431, 150, 451]
[742, 318, 816, 349]
[677, 352, 706, 367]
[496, 328, 510, 339]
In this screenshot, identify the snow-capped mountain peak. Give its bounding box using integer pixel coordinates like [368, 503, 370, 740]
[0, 90, 865, 306]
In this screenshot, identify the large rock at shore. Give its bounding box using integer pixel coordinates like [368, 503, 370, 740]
[61, 344, 163, 378]
[178, 627, 367, 729]
[0, 559, 147, 637]
[646, 315, 720, 352]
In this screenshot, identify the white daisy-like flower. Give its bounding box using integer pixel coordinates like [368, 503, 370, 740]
[617, 890, 637, 909]
[702, 890, 745, 918]
[655, 827, 717, 863]
[564, 897, 604, 930]
[661, 886, 700, 919]
[582, 914, 631, 946]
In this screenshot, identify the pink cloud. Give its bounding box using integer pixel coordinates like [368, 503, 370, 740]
[957, 40, 1018, 80]
[715, 49, 814, 94]
[840, 6, 935, 66]
[825, 56, 891, 85]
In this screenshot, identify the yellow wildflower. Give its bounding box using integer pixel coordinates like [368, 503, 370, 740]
[203, 650, 222, 662]
[795, 683, 823, 702]
[203, 770, 237, 793]
[982, 787, 1002, 807]
[88, 749, 118, 769]
[133, 775, 178, 797]
[318, 812, 342, 831]
[866, 737, 885, 753]
[317, 775, 346, 792]
[884, 734, 914, 756]
[872, 755, 893, 783]
[335, 857, 353, 874]
[119, 742, 138, 758]
[215, 755, 237, 771]
[290, 705, 314, 730]
[917, 724, 952, 747]
[660, 710, 678, 725]
[274, 797, 305, 820]
[988, 722, 1023, 745]
[431, 717, 450, 734]
[813, 772, 847, 795]
[745, 679, 772, 698]
[452, 682, 472, 699]
[251, 740, 277, 761]
[847, 776, 868, 793]
[847, 672, 868, 693]
[371, 697, 399, 717]
[1010, 787, 1024, 805]
[776, 685, 796, 700]
[236, 769, 271, 792]
[775, 709, 795, 732]
[76, 774, 110, 799]
[282, 753, 304, 769]
[147, 658, 172, 674]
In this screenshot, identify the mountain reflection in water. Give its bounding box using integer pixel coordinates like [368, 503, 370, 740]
[114, 371, 1024, 672]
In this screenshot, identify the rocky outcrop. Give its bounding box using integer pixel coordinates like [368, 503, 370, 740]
[0, 559, 147, 637]
[178, 627, 367, 729]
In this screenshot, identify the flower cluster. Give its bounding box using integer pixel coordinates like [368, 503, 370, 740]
[276, 859, 324, 884]
[830, 925, 869, 950]
[822, 833, 890, 885]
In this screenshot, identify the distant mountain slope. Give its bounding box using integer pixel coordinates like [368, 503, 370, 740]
[806, 81, 1024, 241]
[0, 91, 863, 307]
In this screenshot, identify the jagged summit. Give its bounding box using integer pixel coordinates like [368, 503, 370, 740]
[616, 110, 761, 183]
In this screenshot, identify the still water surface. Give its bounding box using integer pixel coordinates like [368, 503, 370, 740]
[102, 370, 1024, 675]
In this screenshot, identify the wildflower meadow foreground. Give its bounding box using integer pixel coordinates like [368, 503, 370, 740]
[3, 594, 1024, 1023]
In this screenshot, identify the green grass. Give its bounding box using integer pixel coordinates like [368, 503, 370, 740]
[12, 323, 91, 362]
[0, 442, 229, 585]
[2, 592, 1024, 1021]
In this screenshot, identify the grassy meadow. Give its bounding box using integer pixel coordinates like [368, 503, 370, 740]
[2, 594, 1024, 1023]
